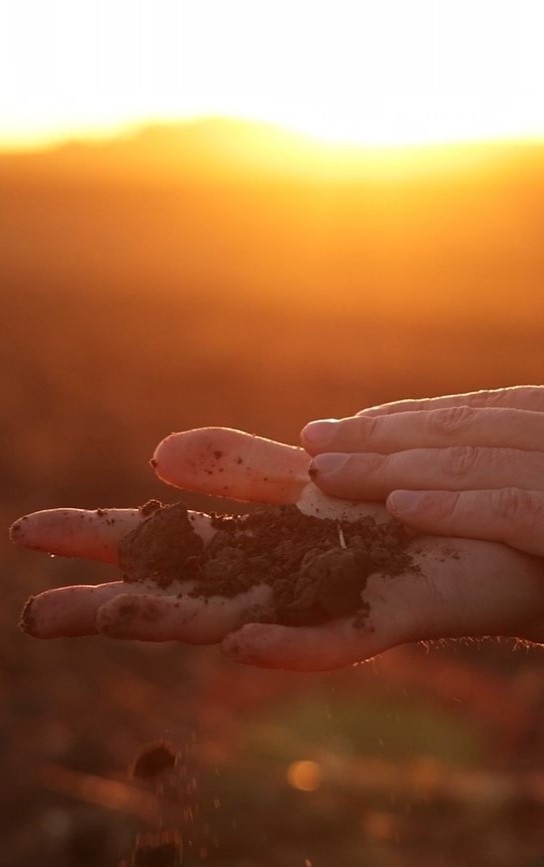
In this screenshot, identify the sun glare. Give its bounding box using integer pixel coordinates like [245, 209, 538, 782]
[1, 0, 543, 151]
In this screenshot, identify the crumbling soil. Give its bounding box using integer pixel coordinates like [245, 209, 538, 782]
[119, 502, 417, 627]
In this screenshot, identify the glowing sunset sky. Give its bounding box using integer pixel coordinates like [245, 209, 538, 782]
[1, 0, 543, 151]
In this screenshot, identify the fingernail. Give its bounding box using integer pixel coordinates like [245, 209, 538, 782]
[302, 419, 339, 448]
[310, 453, 350, 476]
[388, 490, 426, 514]
[19, 596, 36, 635]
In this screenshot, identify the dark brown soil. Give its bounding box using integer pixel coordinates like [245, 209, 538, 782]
[119, 502, 416, 627]
[129, 831, 182, 867]
[131, 741, 177, 780]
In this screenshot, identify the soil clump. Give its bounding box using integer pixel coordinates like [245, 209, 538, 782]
[131, 741, 178, 780]
[119, 502, 417, 627]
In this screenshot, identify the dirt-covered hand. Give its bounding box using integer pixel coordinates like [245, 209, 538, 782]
[10, 428, 381, 646]
[10, 426, 544, 671]
[303, 386, 544, 559]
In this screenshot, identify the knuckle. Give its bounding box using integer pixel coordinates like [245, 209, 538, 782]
[360, 450, 385, 473]
[435, 490, 462, 519]
[429, 405, 475, 438]
[491, 486, 542, 521]
[357, 413, 379, 441]
[442, 445, 480, 477]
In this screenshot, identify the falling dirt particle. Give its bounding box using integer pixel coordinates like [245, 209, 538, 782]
[130, 830, 181, 866]
[131, 741, 177, 780]
[149, 458, 158, 469]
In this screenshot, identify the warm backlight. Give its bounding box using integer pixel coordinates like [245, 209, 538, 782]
[1, 0, 543, 151]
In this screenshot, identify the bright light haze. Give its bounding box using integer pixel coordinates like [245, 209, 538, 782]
[1, 0, 543, 151]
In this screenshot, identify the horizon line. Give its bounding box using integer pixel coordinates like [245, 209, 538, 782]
[2, 114, 544, 157]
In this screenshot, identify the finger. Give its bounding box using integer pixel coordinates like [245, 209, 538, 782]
[10, 508, 143, 563]
[9, 506, 215, 562]
[152, 427, 309, 504]
[20, 582, 126, 638]
[296, 483, 390, 522]
[19, 577, 207, 639]
[10, 432, 390, 563]
[388, 488, 544, 558]
[309, 447, 544, 500]
[354, 385, 544, 418]
[152, 427, 392, 548]
[223, 537, 544, 670]
[96, 584, 272, 643]
[302, 407, 544, 456]
[222, 618, 401, 672]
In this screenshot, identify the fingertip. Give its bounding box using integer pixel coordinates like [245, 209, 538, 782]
[8, 508, 141, 563]
[306, 454, 354, 499]
[152, 427, 308, 503]
[19, 595, 38, 636]
[386, 490, 426, 517]
[18, 586, 106, 638]
[151, 427, 242, 489]
[9, 516, 28, 546]
[300, 419, 339, 455]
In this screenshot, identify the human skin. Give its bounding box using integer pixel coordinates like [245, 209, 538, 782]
[303, 385, 544, 559]
[10, 422, 544, 671]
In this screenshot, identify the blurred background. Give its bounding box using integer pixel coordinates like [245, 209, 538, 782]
[2, 1, 544, 865]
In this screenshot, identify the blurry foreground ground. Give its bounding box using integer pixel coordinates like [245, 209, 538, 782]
[2, 126, 544, 865]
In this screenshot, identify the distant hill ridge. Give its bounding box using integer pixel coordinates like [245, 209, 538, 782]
[1, 119, 543, 328]
[1, 118, 544, 185]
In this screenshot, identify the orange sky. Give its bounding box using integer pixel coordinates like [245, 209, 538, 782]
[1, 0, 544, 152]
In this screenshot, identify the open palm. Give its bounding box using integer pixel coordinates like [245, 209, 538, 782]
[10, 426, 544, 671]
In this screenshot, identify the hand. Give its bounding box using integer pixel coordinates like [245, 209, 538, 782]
[303, 385, 544, 558]
[10, 425, 544, 671]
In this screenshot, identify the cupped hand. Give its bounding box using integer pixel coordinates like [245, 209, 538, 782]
[10, 424, 544, 671]
[303, 385, 544, 559]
